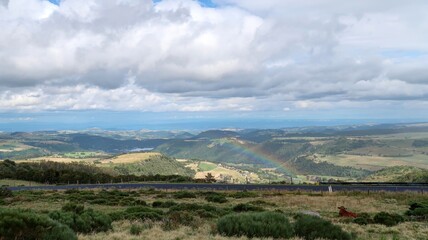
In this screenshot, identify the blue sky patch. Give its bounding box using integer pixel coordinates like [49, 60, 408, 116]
[48, 0, 60, 5]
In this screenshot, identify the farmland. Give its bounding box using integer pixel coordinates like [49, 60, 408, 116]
[1, 123, 428, 184]
[100, 152, 160, 164]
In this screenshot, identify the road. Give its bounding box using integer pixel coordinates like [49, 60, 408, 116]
[7, 183, 428, 192]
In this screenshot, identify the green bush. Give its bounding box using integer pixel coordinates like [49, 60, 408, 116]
[163, 211, 198, 230]
[353, 213, 372, 225]
[152, 200, 178, 208]
[173, 191, 197, 199]
[0, 208, 77, 240]
[294, 215, 353, 240]
[205, 194, 228, 203]
[110, 206, 164, 221]
[373, 212, 404, 227]
[409, 201, 428, 210]
[61, 202, 84, 214]
[407, 208, 428, 218]
[232, 203, 264, 212]
[229, 190, 258, 198]
[249, 200, 277, 206]
[64, 189, 80, 194]
[217, 212, 293, 239]
[49, 207, 112, 233]
[169, 203, 230, 218]
[353, 217, 369, 225]
[0, 186, 12, 198]
[406, 201, 428, 220]
[130, 224, 142, 235]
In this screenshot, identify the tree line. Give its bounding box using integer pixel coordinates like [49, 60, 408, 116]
[0, 160, 193, 184]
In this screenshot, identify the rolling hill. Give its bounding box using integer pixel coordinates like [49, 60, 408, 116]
[365, 166, 428, 182]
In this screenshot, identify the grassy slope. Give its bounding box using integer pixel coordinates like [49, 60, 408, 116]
[5, 189, 428, 240]
[315, 154, 428, 171]
[365, 166, 428, 182]
[198, 162, 217, 171]
[110, 154, 195, 177]
[101, 152, 160, 164]
[0, 179, 45, 186]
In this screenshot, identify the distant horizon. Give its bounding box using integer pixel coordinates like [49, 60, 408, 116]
[1, 110, 427, 132]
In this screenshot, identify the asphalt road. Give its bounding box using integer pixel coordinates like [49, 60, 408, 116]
[7, 183, 428, 192]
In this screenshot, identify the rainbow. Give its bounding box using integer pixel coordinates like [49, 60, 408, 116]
[221, 140, 295, 177]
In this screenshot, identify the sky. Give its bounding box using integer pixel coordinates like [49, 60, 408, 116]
[1, 0, 428, 130]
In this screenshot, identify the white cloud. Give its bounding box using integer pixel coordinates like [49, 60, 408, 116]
[0, 0, 428, 115]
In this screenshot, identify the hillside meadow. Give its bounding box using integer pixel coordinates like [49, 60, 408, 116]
[1, 187, 427, 240]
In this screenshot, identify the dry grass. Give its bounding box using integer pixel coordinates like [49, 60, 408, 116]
[101, 152, 161, 164]
[0, 179, 45, 186]
[340, 221, 428, 240]
[185, 163, 199, 172]
[79, 221, 306, 240]
[7, 188, 428, 240]
[317, 154, 428, 171]
[20, 157, 100, 163]
[0, 141, 33, 152]
[194, 167, 260, 183]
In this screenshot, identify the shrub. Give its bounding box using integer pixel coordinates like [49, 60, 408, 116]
[89, 198, 109, 205]
[110, 206, 164, 221]
[205, 194, 228, 203]
[407, 208, 428, 218]
[229, 190, 258, 198]
[173, 191, 197, 199]
[61, 202, 84, 214]
[217, 212, 293, 239]
[353, 217, 369, 225]
[119, 198, 146, 206]
[232, 203, 264, 212]
[64, 189, 80, 194]
[152, 200, 178, 208]
[294, 215, 353, 240]
[130, 224, 142, 235]
[0, 208, 77, 240]
[0, 186, 12, 198]
[49, 208, 112, 233]
[249, 200, 277, 206]
[373, 212, 404, 227]
[406, 201, 428, 220]
[169, 203, 230, 218]
[409, 201, 428, 211]
[353, 213, 372, 225]
[163, 211, 198, 230]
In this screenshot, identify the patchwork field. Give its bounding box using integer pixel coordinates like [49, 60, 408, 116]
[178, 159, 262, 183]
[63, 152, 103, 158]
[100, 152, 161, 164]
[0, 141, 33, 152]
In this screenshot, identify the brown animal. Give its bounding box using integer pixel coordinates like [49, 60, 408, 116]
[338, 206, 358, 218]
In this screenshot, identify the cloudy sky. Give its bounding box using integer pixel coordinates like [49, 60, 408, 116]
[1, 0, 428, 130]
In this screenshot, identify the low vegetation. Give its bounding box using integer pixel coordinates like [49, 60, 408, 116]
[365, 166, 428, 182]
[217, 212, 294, 239]
[294, 214, 353, 240]
[1, 188, 426, 239]
[49, 205, 112, 233]
[0, 208, 77, 240]
[0, 159, 193, 184]
[372, 212, 404, 227]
